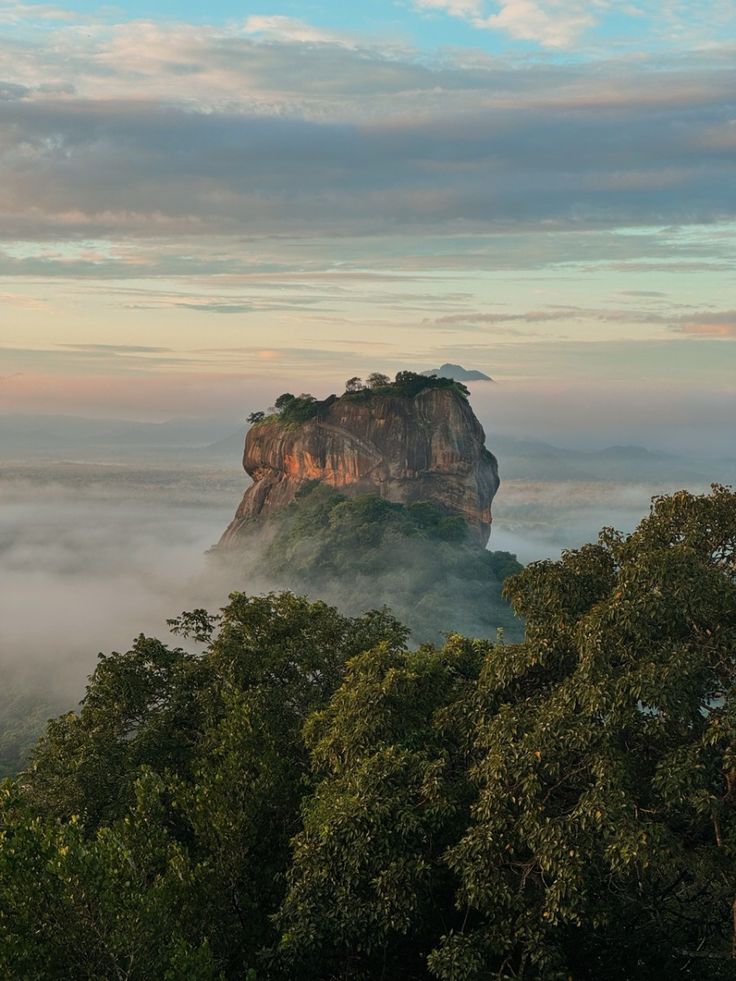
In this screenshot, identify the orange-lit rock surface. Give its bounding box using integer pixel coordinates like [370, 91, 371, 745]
[219, 387, 499, 546]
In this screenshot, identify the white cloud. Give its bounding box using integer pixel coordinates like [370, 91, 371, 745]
[414, 0, 485, 16]
[478, 1, 597, 48]
[413, 0, 600, 47]
[243, 15, 357, 48]
[0, 1, 77, 24]
[413, 0, 736, 50]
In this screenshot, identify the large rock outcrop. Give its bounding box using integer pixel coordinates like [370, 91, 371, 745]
[219, 387, 499, 547]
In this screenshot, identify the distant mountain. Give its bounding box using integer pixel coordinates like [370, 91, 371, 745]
[485, 434, 734, 485]
[421, 363, 493, 382]
[0, 414, 234, 461]
[200, 428, 247, 463]
[589, 444, 667, 461]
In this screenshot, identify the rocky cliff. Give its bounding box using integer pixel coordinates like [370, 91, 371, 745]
[219, 386, 499, 547]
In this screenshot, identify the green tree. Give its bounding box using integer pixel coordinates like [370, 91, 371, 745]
[274, 393, 296, 411]
[431, 485, 736, 979]
[278, 393, 320, 424]
[272, 486, 736, 980]
[0, 771, 220, 980]
[22, 635, 208, 828]
[276, 635, 486, 979]
[366, 372, 390, 388]
[345, 376, 365, 392]
[247, 410, 265, 424]
[174, 594, 408, 971]
[257, 484, 522, 643]
[2, 593, 408, 979]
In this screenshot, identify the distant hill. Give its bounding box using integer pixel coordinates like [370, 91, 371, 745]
[0, 414, 234, 461]
[421, 363, 493, 381]
[485, 434, 735, 484]
[199, 428, 248, 463]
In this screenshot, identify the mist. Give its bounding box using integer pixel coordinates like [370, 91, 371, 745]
[489, 480, 711, 563]
[0, 471, 236, 703]
[0, 461, 720, 693]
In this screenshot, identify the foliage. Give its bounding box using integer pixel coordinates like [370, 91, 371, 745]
[366, 371, 390, 388]
[2, 593, 407, 979]
[275, 635, 486, 980]
[254, 483, 523, 643]
[248, 394, 325, 427]
[392, 370, 468, 398]
[343, 370, 470, 401]
[248, 370, 471, 427]
[273, 393, 296, 411]
[0, 773, 221, 980]
[276, 393, 321, 424]
[429, 484, 736, 979]
[1, 487, 734, 980]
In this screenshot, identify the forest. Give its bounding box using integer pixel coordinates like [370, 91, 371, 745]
[0, 485, 734, 979]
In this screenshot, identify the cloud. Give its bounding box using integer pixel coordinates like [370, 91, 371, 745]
[0, 468, 236, 698]
[60, 343, 173, 353]
[243, 16, 358, 48]
[0, 81, 28, 100]
[178, 302, 256, 315]
[673, 312, 736, 338]
[415, 0, 485, 16]
[429, 305, 736, 337]
[0, 8, 732, 246]
[0, 71, 734, 242]
[0, 1, 77, 25]
[414, 0, 597, 47]
[0, 290, 47, 308]
[478, 1, 596, 48]
[421, 303, 736, 345]
[413, 1, 736, 50]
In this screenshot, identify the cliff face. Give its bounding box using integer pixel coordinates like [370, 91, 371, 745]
[219, 387, 499, 547]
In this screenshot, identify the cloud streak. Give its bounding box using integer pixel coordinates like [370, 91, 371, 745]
[427, 304, 736, 341]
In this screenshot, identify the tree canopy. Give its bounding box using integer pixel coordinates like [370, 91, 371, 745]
[246, 370, 472, 426]
[1, 486, 734, 979]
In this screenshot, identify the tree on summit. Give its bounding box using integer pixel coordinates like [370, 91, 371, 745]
[274, 393, 296, 411]
[366, 372, 390, 388]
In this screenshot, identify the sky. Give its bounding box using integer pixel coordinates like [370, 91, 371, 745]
[0, 0, 734, 450]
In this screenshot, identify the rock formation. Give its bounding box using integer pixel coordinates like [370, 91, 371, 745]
[219, 385, 499, 548]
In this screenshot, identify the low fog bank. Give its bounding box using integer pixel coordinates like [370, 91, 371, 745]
[0, 468, 240, 705]
[1, 463, 718, 693]
[490, 479, 712, 563]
